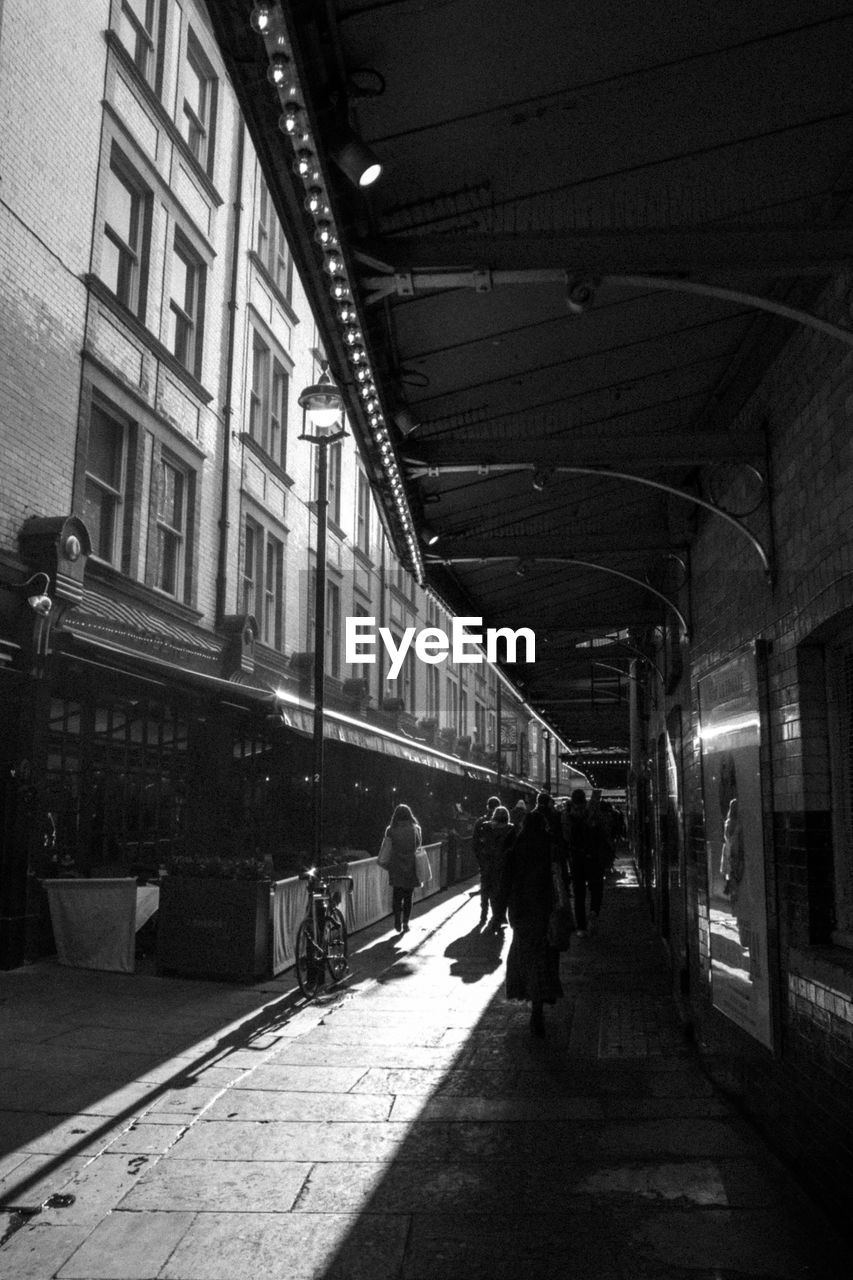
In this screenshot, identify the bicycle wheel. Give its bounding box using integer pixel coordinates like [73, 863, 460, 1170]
[325, 907, 348, 983]
[295, 919, 325, 999]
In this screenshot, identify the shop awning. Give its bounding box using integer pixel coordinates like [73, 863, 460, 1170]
[62, 588, 223, 675]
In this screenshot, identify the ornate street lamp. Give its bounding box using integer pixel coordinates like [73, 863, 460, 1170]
[299, 363, 347, 869]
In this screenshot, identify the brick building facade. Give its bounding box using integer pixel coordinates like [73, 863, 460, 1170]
[0, 0, 556, 971]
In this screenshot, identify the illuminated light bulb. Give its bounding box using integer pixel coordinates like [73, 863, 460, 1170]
[349, 346, 368, 365]
[278, 104, 305, 136]
[343, 325, 362, 346]
[330, 275, 351, 301]
[266, 51, 292, 87]
[250, 2, 278, 35]
[304, 185, 324, 214]
[354, 364, 372, 382]
[338, 301, 357, 325]
[324, 250, 346, 275]
[314, 219, 336, 247]
[293, 147, 316, 178]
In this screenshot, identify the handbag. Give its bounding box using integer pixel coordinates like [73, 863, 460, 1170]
[414, 845, 432, 884]
[547, 862, 575, 951]
[377, 834, 393, 869]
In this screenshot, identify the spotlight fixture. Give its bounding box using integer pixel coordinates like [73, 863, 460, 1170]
[393, 407, 420, 436]
[327, 122, 382, 188]
[532, 468, 552, 491]
[566, 273, 598, 315]
[421, 524, 440, 546]
[515, 560, 530, 578]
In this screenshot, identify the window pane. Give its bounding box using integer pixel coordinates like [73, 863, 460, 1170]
[157, 529, 179, 594]
[157, 461, 183, 528]
[105, 172, 135, 246]
[185, 55, 206, 119]
[83, 477, 116, 562]
[101, 236, 122, 299]
[243, 521, 256, 614]
[117, 0, 154, 77]
[88, 407, 123, 488]
[172, 250, 191, 311]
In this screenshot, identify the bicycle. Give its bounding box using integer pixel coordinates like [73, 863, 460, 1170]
[294, 868, 353, 998]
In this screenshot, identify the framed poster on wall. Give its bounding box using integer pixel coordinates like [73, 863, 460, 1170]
[697, 645, 772, 1049]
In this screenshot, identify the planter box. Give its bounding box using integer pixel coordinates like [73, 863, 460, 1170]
[157, 877, 271, 979]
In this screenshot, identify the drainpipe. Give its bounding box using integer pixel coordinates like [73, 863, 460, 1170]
[215, 121, 245, 624]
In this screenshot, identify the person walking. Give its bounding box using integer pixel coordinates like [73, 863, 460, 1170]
[480, 804, 514, 932]
[473, 795, 501, 925]
[510, 798, 529, 828]
[502, 793, 572, 1035]
[383, 803, 422, 933]
[562, 788, 607, 936]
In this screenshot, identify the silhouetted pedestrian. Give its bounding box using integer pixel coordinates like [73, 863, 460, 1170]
[383, 803, 422, 933]
[503, 795, 571, 1035]
[473, 795, 500, 924]
[562, 789, 608, 935]
[480, 804, 514, 932]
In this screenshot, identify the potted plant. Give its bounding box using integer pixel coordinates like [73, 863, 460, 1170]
[438, 725, 457, 753]
[456, 734, 472, 758]
[418, 716, 438, 745]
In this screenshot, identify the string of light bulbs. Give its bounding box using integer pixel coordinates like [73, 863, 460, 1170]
[248, 2, 424, 580]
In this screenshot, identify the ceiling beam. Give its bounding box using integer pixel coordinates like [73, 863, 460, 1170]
[406, 433, 765, 467]
[431, 537, 677, 558]
[356, 227, 853, 276]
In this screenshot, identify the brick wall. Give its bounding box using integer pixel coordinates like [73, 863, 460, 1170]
[647, 266, 853, 1222]
[0, 0, 105, 549]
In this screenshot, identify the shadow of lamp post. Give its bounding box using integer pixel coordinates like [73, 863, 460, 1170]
[299, 363, 347, 871]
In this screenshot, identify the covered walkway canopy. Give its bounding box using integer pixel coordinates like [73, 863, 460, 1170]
[207, 1, 853, 755]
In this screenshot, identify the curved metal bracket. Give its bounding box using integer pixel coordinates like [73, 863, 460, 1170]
[407, 459, 773, 582]
[363, 265, 853, 348]
[609, 274, 853, 349]
[426, 554, 691, 638]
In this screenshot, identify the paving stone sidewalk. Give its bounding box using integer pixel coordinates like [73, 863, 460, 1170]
[0, 863, 848, 1279]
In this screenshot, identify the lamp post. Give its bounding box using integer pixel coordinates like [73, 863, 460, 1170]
[299, 364, 346, 870]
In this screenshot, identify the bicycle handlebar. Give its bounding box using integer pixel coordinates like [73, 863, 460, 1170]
[298, 870, 354, 889]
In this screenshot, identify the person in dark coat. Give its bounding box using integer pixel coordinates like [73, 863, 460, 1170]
[502, 793, 572, 1035]
[562, 788, 608, 935]
[383, 803, 422, 933]
[473, 795, 501, 924]
[479, 804, 514, 932]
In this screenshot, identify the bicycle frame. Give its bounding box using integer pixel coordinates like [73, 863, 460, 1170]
[295, 869, 353, 999]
